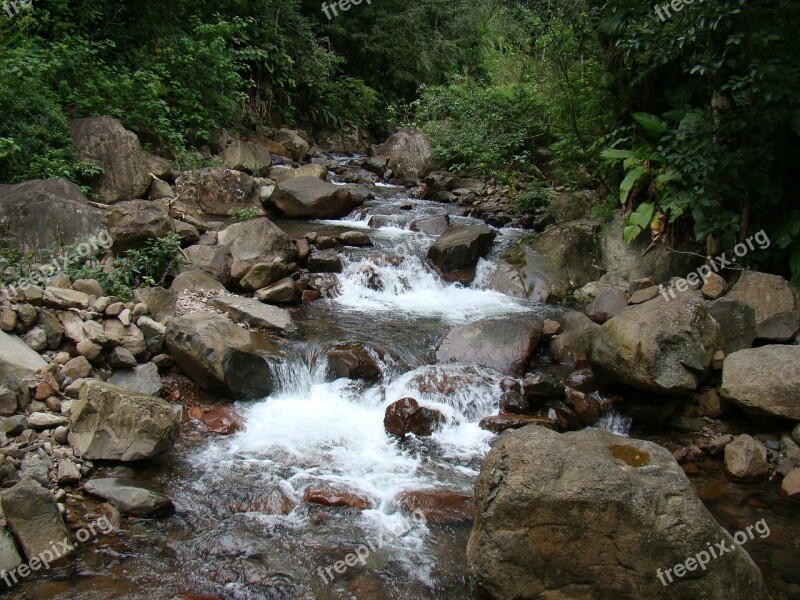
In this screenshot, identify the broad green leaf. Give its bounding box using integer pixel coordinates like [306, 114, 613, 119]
[619, 166, 649, 204]
[623, 225, 643, 244]
[627, 202, 655, 230]
[601, 148, 638, 160]
[632, 112, 668, 137]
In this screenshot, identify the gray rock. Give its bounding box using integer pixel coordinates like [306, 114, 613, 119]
[174, 167, 260, 217]
[0, 528, 23, 579]
[27, 412, 68, 430]
[20, 454, 50, 487]
[43, 288, 90, 310]
[218, 217, 296, 281]
[107, 347, 137, 369]
[427, 225, 496, 275]
[584, 289, 627, 324]
[170, 269, 227, 293]
[708, 298, 757, 354]
[137, 316, 166, 353]
[724, 434, 769, 482]
[255, 278, 302, 305]
[105, 200, 174, 252]
[208, 295, 294, 332]
[220, 139, 272, 175]
[728, 271, 799, 341]
[108, 363, 162, 397]
[83, 478, 173, 516]
[56, 460, 80, 485]
[273, 129, 310, 160]
[0, 386, 17, 417]
[22, 327, 47, 352]
[307, 251, 343, 273]
[103, 320, 146, 357]
[270, 177, 367, 219]
[549, 311, 599, 365]
[377, 128, 432, 180]
[0, 330, 47, 381]
[184, 244, 233, 285]
[132, 287, 177, 323]
[410, 214, 450, 236]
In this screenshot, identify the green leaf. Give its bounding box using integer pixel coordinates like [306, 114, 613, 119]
[627, 202, 655, 230]
[601, 148, 638, 161]
[619, 166, 649, 204]
[632, 112, 668, 137]
[623, 225, 643, 243]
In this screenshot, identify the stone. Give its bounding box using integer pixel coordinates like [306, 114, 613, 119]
[521, 371, 564, 404]
[724, 434, 769, 482]
[377, 128, 432, 180]
[396, 490, 474, 525]
[0, 308, 16, 332]
[43, 288, 90, 310]
[720, 345, 800, 420]
[303, 487, 372, 510]
[218, 217, 296, 281]
[270, 162, 327, 183]
[326, 343, 382, 381]
[83, 478, 173, 516]
[173, 219, 200, 245]
[728, 271, 799, 341]
[629, 285, 661, 304]
[208, 295, 294, 332]
[708, 298, 757, 355]
[57, 460, 81, 485]
[0, 178, 104, 256]
[183, 245, 233, 286]
[0, 386, 17, 417]
[69, 116, 149, 204]
[0, 330, 48, 381]
[108, 347, 137, 369]
[436, 316, 542, 376]
[427, 225, 496, 275]
[108, 361, 161, 396]
[589, 294, 722, 394]
[132, 287, 176, 323]
[337, 231, 372, 247]
[136, 316, 166, 353]
[187, 404, 244, 436]
[384, 398, 445, 438]
[780, 468, 800, 500]
[479, 414, 557, 434]
[270, 177, 367, 219]
[69, 379, 179, 461]
[0, 528, 22, 578]
[410, 214, 450, 236]
[36, 310, 63, 350]
[22, 327, 47, 352]
[220, 139, 272, 175]
[76, 339, 102, 361]
[549, 311, 601, 366]
[239, 261, 288, 291]
[170, 269, 227, 293]
[563, 388, 602, 426]
[174, 168, 260, 217]
[255, 278, 302, 305]
[701, 273, 728, 300]
[104, 200, 174, 252]
[273, 129, 310, 160]
[103, 320, 146, 357]
[308, 251, 343, 273]
[468, 427, 767, 600]
[145, 155, 172, 180]
[793, 423, 800, 445]
[166, 314, 277, 400]
[27, 412, 68, 430]
[542, 320, 560, 336]
[584, 288, 628, 324]
[20, 454, 50, 486]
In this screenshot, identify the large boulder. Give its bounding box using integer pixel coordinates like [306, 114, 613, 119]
[208, 295, 295, 332]
[708, 298, 757, 355]
[175, 168, 261, 217]
[269, 177, 366, 219]
[69, 379, 179, 461]
[108, 363, 162, 396]
[0, 179, 105, 254]
[105, 200, 174, 252]
[270, 163, 327, 184]
[69, 116, 149, 204]
[468, 427, 768, 599]
[0, 479, 73, 563]
[727, 271, 799, 341]
[183, 245, 233, 285]
[720, 345, 800, 420]
[166, 314, 277, 400]
[132, 287, 176, 323]
[549, 311, 600, 365]
[220, 139, 272, 175]
[0, 330, 47, 381]
[589, 294, 722, 394]
[217, 218, 296, 281]
[378, 128, 432, 180]
[273, 129, 310, 160]
[317, 125, 370, 154]
[435, 316, 542, 376]
[427, 225, 496, 275]
[170, 269, 227, 293]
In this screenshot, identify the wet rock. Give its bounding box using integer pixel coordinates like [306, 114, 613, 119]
[435, 316, 542, 376]
[170, 269, 227, 293]
[485, 260, 528, 299]
[548, 311, 599, 365]
[218, 217, 296, 281]
[563, 368, 597, 392]
[0, 178, 104, 255]
[720, 345, 800, 420]
[589, 294, 721, 394]
[584, 289, 627, 324]
[84, 478, 173, 516]
[539, 401, 582, 431]
[781, 468, 800, 500]
[522, 371, 565, 404]
[255, 277, 303, 305]
[563, 388, 602, 426]
[0, 330, 48, 380]
[303, 487, 372, 510]
[105, 200, 174, 252]
[384, 398, 445, 438]
[308, 251, 343, 273]
[0, 478, 73, 562]
[377, 128, 432, 181]
[396, 489, 473, 525]
[337, 231, 372, 247]
[427, 225, 496, 275]
[410, 214, 450, 236]
[166, 314, 276, 400]
[724, 434, 769, 482]
[327, 344, 382, 381]
[108, 363, 162, 396]
[479, 414, 557, 434]
[69, 379, 179, 461]
[270, 177, 367, 219]
[188, 404, 244, 435]
[728, 271, 799, 341]
[469, 427, 768, 599]
[174, 168, 260, 217]
[708, 298, 757, 355]
[208, 295, 294, 332]
[499, 391, 529, 414]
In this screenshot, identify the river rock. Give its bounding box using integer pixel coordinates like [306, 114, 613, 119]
[239, 261, 288, 291]
[585, 288, 627, 324]
[270, 163, 327, 183]
[69, 379, 179, 461]
[435, 316, 542, 376]
[187, 404, 244, 435]
[378, 128, 432, 180]
[84, 478, 173, 516]
[108, 363, 162, 396]
[384, 398, 445, 438]
[308, 251, 343, 273]
[396, 489, 473, 525]
[166, 314, 276, 400]
[220, 139, 272, 175]
[427, 225, 496, 275]
[589, 294, 721, 394]
[273, 129, 310, 160]
[270, 177, 366, 219]
[208, 295, 294, 332]
[218, 217, 296, 281]
[104, 200, 174, 252]
[479, 414, 557, 434]
[728, 271, 799, 341]
[337, 231, 372, 247]
[0, 479, 73, 563]
[175, 168, 260, 217]
[781, 468, 800, 500]
[724, 435, 769, 482]
[69, 116, 149, 204]
[255, 277, 303, 305]
[170, 269, 227, 293]
[410, 214, 450, 236]
[563, 388, 602, 426]
[183, 245, 233, 286]
[0, 330, 47, 380]
[720, 345, 800, 420]
[327, 344, 382, 381]
[468, 427, 768, 599]
[303, 487, 372, 510]
[549, 311, 599, 365]
[0, 178, 104, 254]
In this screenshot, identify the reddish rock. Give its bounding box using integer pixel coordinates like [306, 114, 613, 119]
[384, 398, 445, 438]
[396, 489, 474, 525]
[479, 414, 557, 434]
[304, 487, 373, 510]
[781, 468, 800, 500]
[563, 388, 602, 426]
[226, 487, 296, 515]
[406, 406, 446, 436]
[187, 404, 244, 435]
[327, 343, 382, 381]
